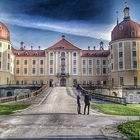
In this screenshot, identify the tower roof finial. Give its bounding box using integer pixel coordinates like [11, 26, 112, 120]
[61, 34, 65, 39]
[123, 1, 130, 20]
[116, 11, 119, 25]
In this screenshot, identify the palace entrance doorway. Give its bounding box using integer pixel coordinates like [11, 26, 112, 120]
[60, 78, 66, 87]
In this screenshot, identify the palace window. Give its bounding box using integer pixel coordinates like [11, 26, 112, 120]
[16, 68, 19, 74]
[97, 59, 100, 65]
[73, 52, 76, 57]
[89, 60, 92, 65]
[7, 63, 10, 70]
[16, 60, 19, 65]
[0, 61, 1, 69]
[24, 68, 27, 74]
[0, 42, 2, 47]
[73, 60, 76, 65]
[112, 78, 114, 85]
[32, 60, 36, 65]
[132, 51, 136, 57]
[88, 68, 92, 74]
[111, 54, 113, 59]
[96, 68, 100, 75]
[8, 45, 10, 49]
[40, 68, 44, 74]
[40, 60, 44, 65]
[50, 68, 53, 74]
[73, 68, 77, 74]
[82, 60, 86, 65]
[24, 81, 27, 85]
[61, 52, 65, 57]
[111, 63, 113, 70]
[24, 60, 27, 65]
[103, 60, 106, 65]
[82, 68, 86, 74]
[32, 68, 36, 74]
[50, 52, 53, 56]
[8, 54, 10, 59]
[132, 41, 136, 47]
[119, 61, 123, 69]
[0, 52, 1, 57]
[133, 61, 137, 68]
[119, 52, 123, 58]
[120, 77, 124, 86]
[103, 68, 106, 74]
[16, 81, 19, 85]
[134, 76, 137, 86]
[50, 60, 53, 65]
[119, 42, 123, 49]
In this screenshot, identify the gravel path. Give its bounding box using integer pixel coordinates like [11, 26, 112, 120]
[0, 87, 139, 140]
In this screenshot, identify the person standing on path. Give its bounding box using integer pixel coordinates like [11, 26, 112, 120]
[77, 94, 81, 114]
[84, 93, 91, 115]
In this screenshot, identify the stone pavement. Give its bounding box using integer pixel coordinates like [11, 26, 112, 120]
[0, 87, 139, 140]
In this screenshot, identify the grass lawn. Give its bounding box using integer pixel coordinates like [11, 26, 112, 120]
[91, 103, 140, 116]
[0, 104, 30, 115]
[118, 120, 140, 140]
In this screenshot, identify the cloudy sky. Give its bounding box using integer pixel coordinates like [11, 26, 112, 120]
[0, 0, 140, 49]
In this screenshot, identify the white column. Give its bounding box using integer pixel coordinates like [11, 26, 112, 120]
[56, 52, 58, 74]
[69, 52, 71, 74]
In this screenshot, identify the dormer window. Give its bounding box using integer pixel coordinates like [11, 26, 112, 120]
[60, 46, 64, 49]
[25, 52, 28, 55]
[35, 52, 38, 55]
[119, 25, 123, 30]
[131, 31, 135, 37]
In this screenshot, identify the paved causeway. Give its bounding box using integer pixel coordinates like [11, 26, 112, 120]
[0, 87, 139, 140]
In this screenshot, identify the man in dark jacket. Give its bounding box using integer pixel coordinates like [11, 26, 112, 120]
[84, 93, 91, 115]
[77, 94, 81, 114]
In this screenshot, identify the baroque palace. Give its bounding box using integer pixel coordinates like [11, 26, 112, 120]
[0, 4, 140, 102]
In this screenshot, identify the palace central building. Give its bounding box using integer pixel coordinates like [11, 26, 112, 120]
[0, 4, 140, 102]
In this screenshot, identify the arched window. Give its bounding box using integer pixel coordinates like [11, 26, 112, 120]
[73, 52, 77, 57]
[61, 52, 65, 57]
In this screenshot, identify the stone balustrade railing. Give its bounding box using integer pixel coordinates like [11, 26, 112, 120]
[0, 85, 48, 103]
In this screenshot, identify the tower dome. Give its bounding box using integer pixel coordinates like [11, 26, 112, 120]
[111, 3, 140, 42]
[0, 22, 10, 41]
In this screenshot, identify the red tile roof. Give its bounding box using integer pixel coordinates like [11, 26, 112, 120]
[111, 19, 140, 41]
[12, 49, 45, 57]
[81, 50, 110, 57]
[46, 38, 81, 50]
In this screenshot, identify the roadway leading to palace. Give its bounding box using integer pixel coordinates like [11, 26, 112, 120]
[0, 87, 139, 140]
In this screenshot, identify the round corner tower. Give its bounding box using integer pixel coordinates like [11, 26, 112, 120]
[109, 4, 140, 87]
[0, 22, 14, 85]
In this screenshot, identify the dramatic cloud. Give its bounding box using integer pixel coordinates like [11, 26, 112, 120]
[0, 0, 113, 24]
[0, 0, 139, 49]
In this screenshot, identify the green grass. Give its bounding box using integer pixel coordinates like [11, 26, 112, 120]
[91, 103, 140, 116]
[0, 104, 30, 115]
[118, 120, 140, 140]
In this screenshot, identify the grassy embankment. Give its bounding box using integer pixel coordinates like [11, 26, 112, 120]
[118, 120, 140, 140]
[0, 104, 30, 115]
[92, 104, 140, 139]
[91, 103, 140, 116]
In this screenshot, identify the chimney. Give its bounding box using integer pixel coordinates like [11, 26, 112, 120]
[20, 41, 24, 50]
[93, 46, 96, 50]
[24, 46, 26, 50]
[88, 46, 90, 50]
[31, 46, 33, 50]
[38, 46, 40, 50]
